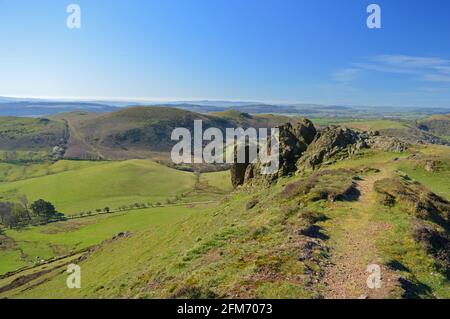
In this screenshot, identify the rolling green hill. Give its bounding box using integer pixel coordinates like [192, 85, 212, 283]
[0, 144, 448, 299]
[0, 117, 67, 151]
[417, 114, 450, 142]
[0, 205, 205, 275]
[0, 110, 449, 299]
[0, 116, 68, 163]
[0, 160, 196, 215]
[0, 107, 301, 162]
[53, 107, 302, 160]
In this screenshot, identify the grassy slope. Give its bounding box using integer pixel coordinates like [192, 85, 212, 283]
[0, 160, 105, 183]
[0, 160, 195, 215]
[0, 167, 232, 275]
[0, 116, 66, 152]
[325, 146, 450, 298]
[400, 144, 450, 200]
[200, 170, 233, 193]
[0, 147, 448, 299]
[0, 205, 203, 275]
[417, 114, 450, 142]
[3, 183, 309, 299]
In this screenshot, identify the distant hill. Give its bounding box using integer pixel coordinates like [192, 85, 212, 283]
[416, 114, 450, 141]
[1, 106, 301, 162]
[1, 96, 449, 118]
[0, 101, 118, 117]
[57, 107, 302, 160]
[0, 117, 67, 151]
[1, 103, 449, 162]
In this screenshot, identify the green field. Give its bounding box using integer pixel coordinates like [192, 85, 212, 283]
[0, 143, 448, 299]
[0, 161, 232, 276]
[200, 170, 233, 193]
[0, 205, 206, 275]
[0, 160, 196, 215]
[0, 160, 105, 183]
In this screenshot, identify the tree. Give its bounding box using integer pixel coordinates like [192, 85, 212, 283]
[17, 195, 31, 222]
[0, 202, 26, 229]
[0, 202, 15, 228]
[103, 207, 110, 213]
[0, 202, 12, 225]
[30, 199, 57, 223]
[12, 203, 29, 228]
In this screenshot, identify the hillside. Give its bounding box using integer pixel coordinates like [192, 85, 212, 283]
[0, 101, 117, 117]
[0, 160, 196, 216]
[1, 145, 448, 299]
[0, 117, 68, 163]
[0, 118, 448, 299]
[417, 114, 450, 142]
[54, 107, 302, 160]
[313, 117, 450, 146]
[2, 108, 449, 163]
[0, 112, 448, 299]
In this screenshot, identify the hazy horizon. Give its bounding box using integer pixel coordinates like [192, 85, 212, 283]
[1, 0, 450, 108]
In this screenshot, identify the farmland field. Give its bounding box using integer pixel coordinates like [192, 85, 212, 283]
[0, 160, 196, 216]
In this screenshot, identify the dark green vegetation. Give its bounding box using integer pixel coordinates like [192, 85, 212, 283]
[0, 117, 66, 151]
[417, 114, 450, 142]
[0, 117, 67, 163]
[49, 107, 304, 160]
[0, 108, 449, 299]
[1, 107, 449, 162]
[0, 197, 63, 229]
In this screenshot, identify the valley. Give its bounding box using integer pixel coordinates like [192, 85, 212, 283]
[0, 107, 449, 299]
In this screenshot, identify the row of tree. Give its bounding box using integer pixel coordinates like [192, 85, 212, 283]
[68, 198, 183, 220]
[0, 196, 63, 229]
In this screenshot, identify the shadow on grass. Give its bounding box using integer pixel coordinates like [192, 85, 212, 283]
[339, 185, 361, 202]
[386, 260, 410, 273]
[398, 277, 433, 299]
[299, 225, 329, 240]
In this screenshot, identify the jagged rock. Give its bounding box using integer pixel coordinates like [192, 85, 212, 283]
[296, 126, 365, 171]
[296, 127, 408, 172]
[231, 162, 250, 189]
[230, 119, 317, 188]
[231, 120, 408, 187]
[278, 121, 317, 175]
[365, 136, 408, 153]
[49, 145, 66, 161]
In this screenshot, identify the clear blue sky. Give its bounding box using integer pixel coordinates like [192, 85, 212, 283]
[1, 0, 450, 107]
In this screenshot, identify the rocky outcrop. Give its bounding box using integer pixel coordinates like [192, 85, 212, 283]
[296, 127, 408, 172]
[230, 144, 251, 188]
[230, 119, 317, 188]
[296, 126, 366, 171]
[230, 121, 408, 188]
[277, 120, 317, 175]
[231, 162, 250, 188]
[365, 135, 408, 153]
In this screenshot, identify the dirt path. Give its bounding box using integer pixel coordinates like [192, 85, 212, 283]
[65, 119, 104, 159]
[322, 172, 398, 299]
